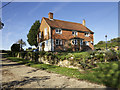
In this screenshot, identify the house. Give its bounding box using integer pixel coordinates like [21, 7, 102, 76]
[37, 12, 94, 51]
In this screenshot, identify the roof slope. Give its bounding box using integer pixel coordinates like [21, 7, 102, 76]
[43, 17, 94, 33]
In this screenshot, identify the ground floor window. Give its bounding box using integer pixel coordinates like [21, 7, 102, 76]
[55, 39, 62, 45]
[72, 39, 77, 45]
[80, 40, 83, 45]
[85, 41, 89, 46]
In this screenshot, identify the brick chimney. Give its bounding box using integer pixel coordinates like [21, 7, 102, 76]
[48, 12, 53, 20]
[82, 19, 86, 26]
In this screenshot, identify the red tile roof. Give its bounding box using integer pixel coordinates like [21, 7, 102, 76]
[43, 17, 94, 33]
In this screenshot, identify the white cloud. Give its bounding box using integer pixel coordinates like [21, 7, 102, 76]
[28, 3, 43, 16]
[52, 3, 69, 13]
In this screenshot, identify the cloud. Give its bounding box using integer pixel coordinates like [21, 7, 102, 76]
[28, 3, 43, 16]
[52, 3, 69, 13]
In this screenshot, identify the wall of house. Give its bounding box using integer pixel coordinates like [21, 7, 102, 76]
[52, 29, 94, 51]
[39, 18, 51, 40]
[38, 18, 53, 51]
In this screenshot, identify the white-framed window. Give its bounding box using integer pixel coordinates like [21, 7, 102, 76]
[85, 32, 90, 37]
[91, 41, 93, 45]
[72, 39, 77, 45]
[80, 40, 83, 45]
[39, 32, 41, 38]
[55, 28, 62, 34]
[85, 41, 89, 46]
[55, 39, 62, 45]
[72, 31, 78, 36]
[44, 28, 47, 36]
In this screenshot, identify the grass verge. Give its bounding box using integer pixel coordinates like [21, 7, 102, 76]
[7, 57, 120, 88]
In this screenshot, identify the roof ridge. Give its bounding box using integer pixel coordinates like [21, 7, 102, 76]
[43, 17, 94, 33]
[44, 17, 83, 25]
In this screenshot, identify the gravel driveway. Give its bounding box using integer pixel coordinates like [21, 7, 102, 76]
[1, 55, 106, 88]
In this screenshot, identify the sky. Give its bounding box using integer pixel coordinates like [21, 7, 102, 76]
[1, 2, 118, 50]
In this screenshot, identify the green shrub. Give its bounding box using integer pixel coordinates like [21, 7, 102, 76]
[45, 52, 52, 56]
[19, 51, 27, 58]
[117, 50, 120, 60]
[32, 52, 39, 62]
[95, 62, 120, 88]
[7, 51, 12, 57]
[67, 48, 72, 52]
[105, 50, 117, 61]
[11, 44, 20, 52]
[39, 51, 46, 56]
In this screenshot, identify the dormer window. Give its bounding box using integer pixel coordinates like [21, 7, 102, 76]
[85, 32, 90, 37]
[72, 31, 78, 36]
[55, 28, 62, 34]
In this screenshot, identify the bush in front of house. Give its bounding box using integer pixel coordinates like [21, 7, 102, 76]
[11, 44, 20, 52]
[39, 51, 46, 56]
[32, 52, 39, 63]
[19, 51, 27, 58]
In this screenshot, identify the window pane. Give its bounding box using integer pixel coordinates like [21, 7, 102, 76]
[72, 32, 74, 35]
[59, 30, 61, 33]
[56, 29, 58, 32]
[72, 40, 74, 44]
[75, 40, 77, 45]
[56, 39, 58, 45]
[44, 28, 47, 36]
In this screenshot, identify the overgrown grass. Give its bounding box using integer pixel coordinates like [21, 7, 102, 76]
[7, 57, 120, 88]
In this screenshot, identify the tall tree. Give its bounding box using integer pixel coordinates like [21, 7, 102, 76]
[27, 20, 40, 47]
[16, 39, 26, 51]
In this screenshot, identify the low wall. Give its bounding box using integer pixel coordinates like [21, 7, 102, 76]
[16, 52, 81, 70]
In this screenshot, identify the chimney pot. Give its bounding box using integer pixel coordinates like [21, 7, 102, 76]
[83, 19, 86, 26]
[48, 12, 53, 20]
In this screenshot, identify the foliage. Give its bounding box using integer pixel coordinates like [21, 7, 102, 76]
[19, 51, 27, 58]
[93, 61, 120, 88]
[105, 50, 117, 61]
[32, 52, 39, 62]
[16, 39, 26, 51]
[116, 50, 120, 60]
[39, 51, 46, 56]
[11, 44, 20, 52]
[27, 20, 40, 47]
[95, 37, 120, 49]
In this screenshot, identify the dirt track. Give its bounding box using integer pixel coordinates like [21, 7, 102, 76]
[1, 55, 106, 88]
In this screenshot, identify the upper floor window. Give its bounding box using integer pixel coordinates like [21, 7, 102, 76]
[72, 31, 78, 36]
[72, 39, 77, 45]
[85, 32, 90, 37]
[44, 28, 47, 36]
[55, 39, 62, 45]
[55, 28, 62, 34]
[85, 41, 89, 46]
